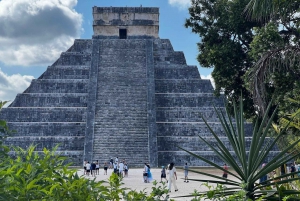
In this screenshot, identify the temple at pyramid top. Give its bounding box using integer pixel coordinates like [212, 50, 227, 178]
[92, 6, 159, 39]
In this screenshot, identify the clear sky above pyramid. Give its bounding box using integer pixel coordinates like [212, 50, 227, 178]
[0, 0, 214, 103]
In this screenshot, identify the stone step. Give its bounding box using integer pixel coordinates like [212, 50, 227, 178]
[55, 52, 91, 66]
[155, 79, 214, 93]
[67, 39, 92, 53]
[157, 136, 273, 151]
[155, 66, 200, 79]
[153, 51, 186, 65]
[24, 79, 89, 93]
[0, 108, 86, 122]
[155, 94, 224, 107]
[156, 107, 228, 122]
[10, 93, 88, 107]
[156, 122, 253, 137]
[100, 39, 147, 49]
[6, 122, 85, 137]
[41, 66, 90, 79]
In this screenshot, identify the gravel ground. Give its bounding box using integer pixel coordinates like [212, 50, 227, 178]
[77, 167, 239, 201]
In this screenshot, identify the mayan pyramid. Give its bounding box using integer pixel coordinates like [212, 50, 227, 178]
[0, 6, 265, 167]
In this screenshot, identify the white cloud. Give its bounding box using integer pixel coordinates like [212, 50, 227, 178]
[0, 68, 34, 106]
[0, 0, 82, 66]
[168, 0, 191, 8]
[201, 74, 215, 89]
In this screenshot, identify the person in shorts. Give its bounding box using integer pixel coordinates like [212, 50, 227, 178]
[143, 163, 149, 183]
[104, 162, 108, 175]
[86, 161, 91, 176]
[124, 163, 128, 177]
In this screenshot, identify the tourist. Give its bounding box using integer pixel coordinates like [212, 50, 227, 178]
[119, 161, 124, 177]
[272, 170, 280, 187]
[124, 163, 128, 177]
[160, 166, 167, 183]
[147, 163, 153, 182]
[86, 161, 91, 176]
[143, 163, 149, 183]
[109, 158, 113, 169]
[222, 163, 228, 179]
[167, 162, 178, 192]
[104, 162, 108, 175]
[95, 160, 100, 175]
[290, 163, 296, 178]
[113, 162, 118, 174]
[184, 163, 189, 182]
[259, 163, 267, 184]
[115, 157, 119, 164]
[83, 160, 87, 175]
[280, 163, 286, 176]
[91, 161, 96, 177]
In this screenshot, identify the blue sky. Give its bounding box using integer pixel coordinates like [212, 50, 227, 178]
[0, 0, 213, 102]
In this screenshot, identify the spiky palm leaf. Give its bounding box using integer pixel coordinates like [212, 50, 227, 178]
[244, 0, 296, 22]
[178, 96, 300, 200]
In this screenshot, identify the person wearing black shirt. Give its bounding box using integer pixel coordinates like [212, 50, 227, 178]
[91, 161, 96, 177]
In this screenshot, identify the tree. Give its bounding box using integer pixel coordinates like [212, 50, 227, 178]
[185, 0, 262, 118]
[0, 101, 11, 161]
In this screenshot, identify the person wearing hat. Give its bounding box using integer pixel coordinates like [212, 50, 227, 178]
[160, 166, 167, 183]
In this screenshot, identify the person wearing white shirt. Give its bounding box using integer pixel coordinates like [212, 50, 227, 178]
[168, 162, 178, 192]
[119, 161, 124, 177]
[86, 161, 91, 176]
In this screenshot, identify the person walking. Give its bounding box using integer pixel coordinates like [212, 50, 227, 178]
[109, 158, 113, 169]
[95, 160, 100, 175]
[184, 163, 189, 182]
[160, 166, 167, 183]
[222, 163, 228, 179]
[113, 162, 118, 174]
[143, 163, 149, 183]
[168, 162, 178, 192]
[147, 163, 153, 182]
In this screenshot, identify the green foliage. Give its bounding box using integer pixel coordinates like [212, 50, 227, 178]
[0, 101, 12, 161]
[0, 144, 169, 201]
[249, 22, 284, 60]
[178, 96, 300, 200]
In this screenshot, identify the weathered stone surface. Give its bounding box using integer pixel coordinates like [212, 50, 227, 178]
[0, 7, 280, 167]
